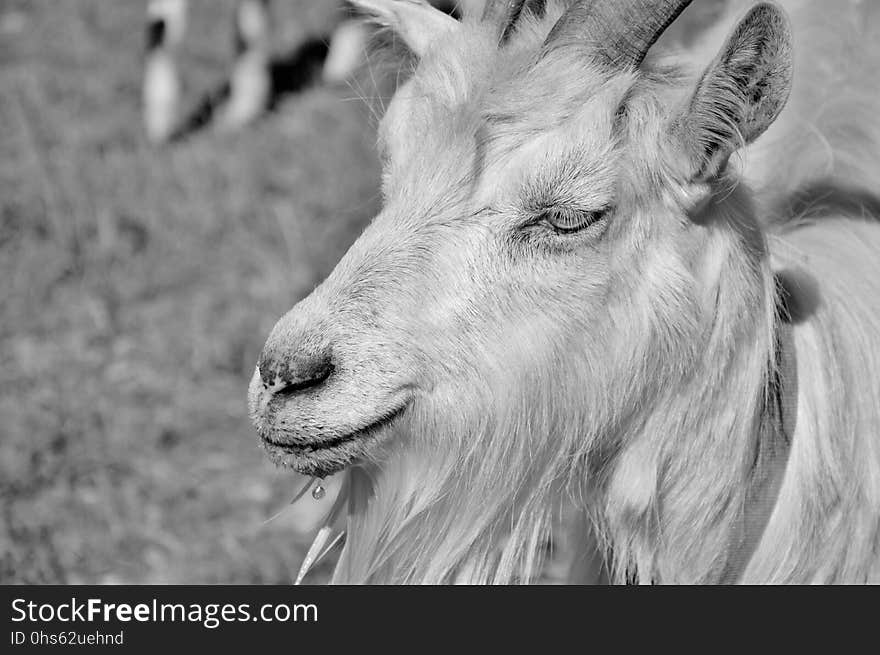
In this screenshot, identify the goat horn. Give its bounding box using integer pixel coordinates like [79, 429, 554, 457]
[543, 0, 693, 70]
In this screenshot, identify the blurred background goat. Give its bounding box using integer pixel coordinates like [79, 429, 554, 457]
[142, 0, 479, 142]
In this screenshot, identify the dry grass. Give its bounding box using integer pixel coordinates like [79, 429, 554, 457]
[0, 0, 382, 583]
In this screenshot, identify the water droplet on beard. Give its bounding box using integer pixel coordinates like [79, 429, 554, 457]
[311, 483, 325, 500]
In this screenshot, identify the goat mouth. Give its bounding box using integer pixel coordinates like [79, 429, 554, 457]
[260, 404, 407, 477]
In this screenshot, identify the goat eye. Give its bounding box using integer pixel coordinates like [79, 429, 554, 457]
[542, 207, 606, 234]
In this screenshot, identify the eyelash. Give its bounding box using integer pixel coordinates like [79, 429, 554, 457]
[536, 206, 610, 235]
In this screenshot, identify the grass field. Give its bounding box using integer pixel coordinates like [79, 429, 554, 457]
[0, 0, 732, 584]
[0, 0, 384, 583]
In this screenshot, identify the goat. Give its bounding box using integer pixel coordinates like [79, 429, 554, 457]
[248, 0, 880, 584]
[143, 0, 187, 143]
[141, 0, 471, 142]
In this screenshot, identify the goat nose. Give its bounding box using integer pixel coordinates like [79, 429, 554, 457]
[258, 346, 334, 396]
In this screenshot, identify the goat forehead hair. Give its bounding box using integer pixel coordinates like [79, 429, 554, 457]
[377, 4, 677, 204]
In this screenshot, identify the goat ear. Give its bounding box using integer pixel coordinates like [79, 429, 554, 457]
[349, 0, 459, 57]
[676, 2, 792, 182]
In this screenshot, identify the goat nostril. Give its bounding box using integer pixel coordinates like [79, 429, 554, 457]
[258, 350, 334, 397]
[276, 361, 333, 396]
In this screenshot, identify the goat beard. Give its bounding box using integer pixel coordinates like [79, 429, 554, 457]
[325, 377, 606, 584]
